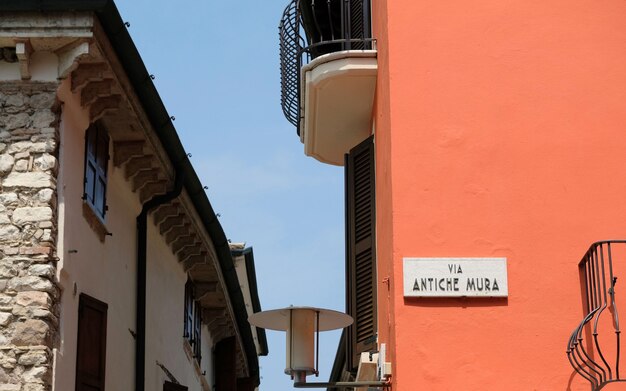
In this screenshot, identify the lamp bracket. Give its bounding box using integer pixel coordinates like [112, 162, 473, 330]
[293, 380, 391, 389]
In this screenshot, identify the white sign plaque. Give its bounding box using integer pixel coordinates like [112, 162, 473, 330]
[403, 258, 508, 297]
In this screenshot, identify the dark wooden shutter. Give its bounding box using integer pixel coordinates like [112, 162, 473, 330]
[351, 0, 371, 50]
[75, 294, 108, 391]
[84, 123, 109, 219]
[340, 0, 371, 50]
[345, 135, 376, 371]
[193, 301, 202, 362]
[183, 280, 193, 339]
[94, 124, 109, 217]
[84, 125, 97, 206]
[215, 336, 237, 391]
[163, 381, 187, 391]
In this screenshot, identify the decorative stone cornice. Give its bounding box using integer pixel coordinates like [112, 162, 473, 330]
[0, 13, 95, 82]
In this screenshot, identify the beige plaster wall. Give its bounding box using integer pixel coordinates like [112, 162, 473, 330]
[54, 78, 215, 391]
[54, 77, 139, 391]
[145, 221, 215, 390]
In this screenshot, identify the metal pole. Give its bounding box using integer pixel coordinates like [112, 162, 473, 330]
[289, 308, 294, 378]
[315, 310, 320, 376]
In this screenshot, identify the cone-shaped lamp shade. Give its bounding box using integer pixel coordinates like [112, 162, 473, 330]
[248, 307, 353, 379]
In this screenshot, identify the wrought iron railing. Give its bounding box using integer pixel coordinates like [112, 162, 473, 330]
[567, 241, 625, 389]
[279, 0, 374, 133]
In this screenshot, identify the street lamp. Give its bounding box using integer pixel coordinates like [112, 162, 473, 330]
[248, 306, 391, 389]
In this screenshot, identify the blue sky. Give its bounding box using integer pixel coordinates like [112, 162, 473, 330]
[115, 1, 346, 389]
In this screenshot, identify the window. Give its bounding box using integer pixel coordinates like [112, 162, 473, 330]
[75, 294, 108, 391]
[345, 135, 377, 371]
[183, 279, 202, 363]
[83, 123, 109, 219]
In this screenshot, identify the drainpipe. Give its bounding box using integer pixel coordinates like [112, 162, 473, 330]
[136, 172, 185, 391]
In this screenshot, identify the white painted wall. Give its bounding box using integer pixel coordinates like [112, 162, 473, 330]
[0, 51, 61, 82]
[53, 77, 217, 391]
[0, 62, 20, 80]
[145, 221, 215, 391]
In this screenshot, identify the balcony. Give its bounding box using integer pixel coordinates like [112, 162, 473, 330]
[280, 0, 377, 166]
[567, 241, 626, 390]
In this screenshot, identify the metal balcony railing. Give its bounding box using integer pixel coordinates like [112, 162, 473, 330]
[279, 0, 374, 133]
[567, 241, 626, 390]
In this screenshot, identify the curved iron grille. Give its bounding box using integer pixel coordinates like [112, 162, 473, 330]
[567, 241, 625, 390]
[279, 0, 302, 127]
[279, 0, 373, 134]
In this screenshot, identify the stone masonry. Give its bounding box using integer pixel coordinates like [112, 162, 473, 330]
[0, 82, 60, 391]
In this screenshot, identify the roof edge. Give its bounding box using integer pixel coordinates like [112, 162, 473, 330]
[0, 0, 109, 11]
[232, 247, 269, 356]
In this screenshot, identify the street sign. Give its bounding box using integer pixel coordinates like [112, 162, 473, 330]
[403, 258, 508, 297]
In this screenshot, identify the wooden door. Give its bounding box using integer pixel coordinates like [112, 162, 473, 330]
[75, 294, 108, 391]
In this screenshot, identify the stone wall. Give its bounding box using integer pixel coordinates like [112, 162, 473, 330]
[0, 82, 60, 391]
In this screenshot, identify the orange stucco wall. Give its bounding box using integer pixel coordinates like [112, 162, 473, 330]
[372, 0, 396, 376]
[373, 1, 626, 389]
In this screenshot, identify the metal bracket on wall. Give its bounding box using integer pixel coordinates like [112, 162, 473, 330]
[293, 380, 391, 389]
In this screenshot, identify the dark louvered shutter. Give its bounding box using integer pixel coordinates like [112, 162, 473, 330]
[75, 294, 108, 391]
[215, 336, 237, 391]
[183, 280, 193, 340]
[94, 125, 109, 217]
[84, 125, 97, 206]
[84, 123, 109, 219]
[343, 0, 371, 50]
[193, 301, 202, 362]
[345, 135, 376, 371]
